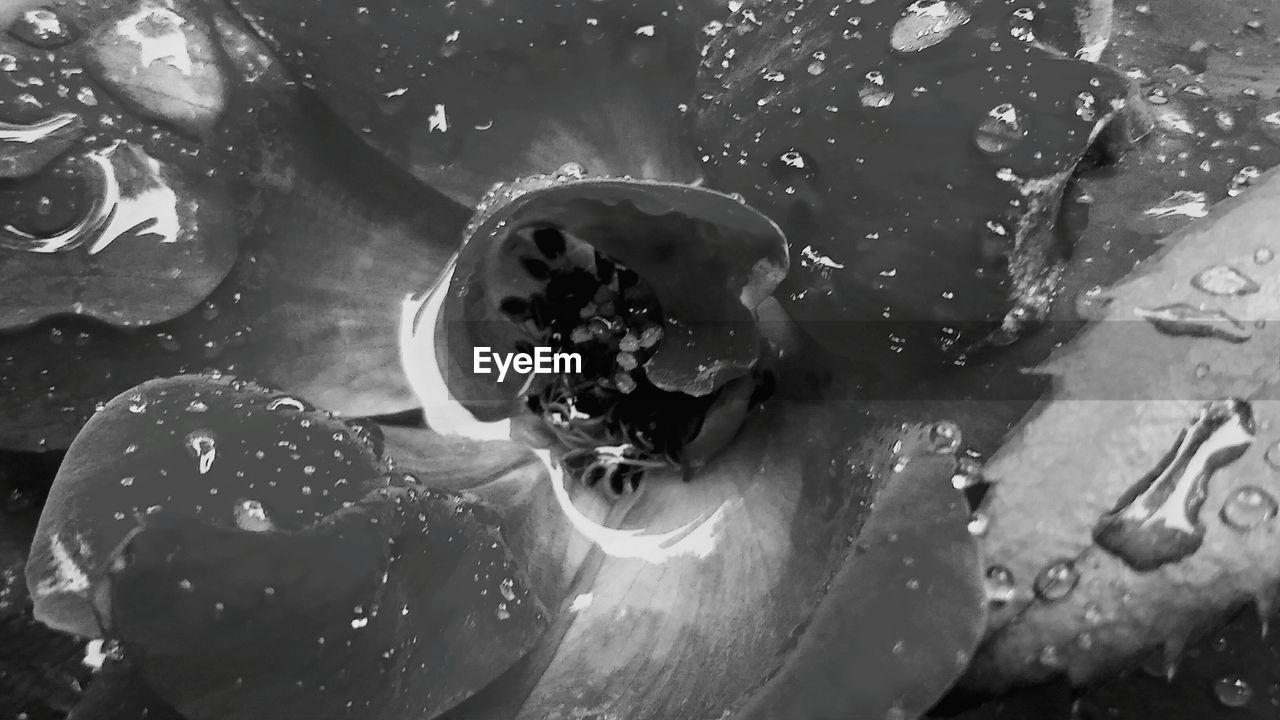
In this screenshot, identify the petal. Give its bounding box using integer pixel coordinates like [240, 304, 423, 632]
[0, 23, 239, 330]
[26, 374, 547, 720]
[406, 171, 786, 421]
[963, 169, 1280, 691]
[0, 3, 467, 451]
[68, 657, 185, 720]
[695, 0, 1131, 373]
[223, 0, 718, 203]
[414, 380, 985, 720]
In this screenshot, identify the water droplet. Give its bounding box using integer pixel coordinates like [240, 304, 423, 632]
[556, 161, 586, 180]
[1074, 285, 1113, 321]
[0, 53, 16, 72]
[1074, 91, 1097, 122]
[266, 396, 308, 412]
[806, 60, 825, 76]
[974, 103, 1023, 155]
[1254, 247, 1274, 265]
[1038, 645, 1063, 667]
[1008, 7, 1036, 42]
[1220, 486, 1278, 531]
[929, 420, 962, 454]
[1228, 166, 1262, 197]
[234, 499, 274, 532]
[779, 149, 808, 169]
[499, 577, 516, 602]
[967, 513, 989, 536]
[8, 7, 76, 49]
[76, 86, 98, 106]
[496, 603, 511, 620]
[1135, 304, 1251, 343]
[1195, 363, 1211, 379]
[1212, 675, 1253, 708]
[184, 431, 217, 475]
[1033, 560, 1080, 602]
[186, 400, 209, 413]
[1192, 265, 1260, 296]
[859, 70, 894, 108]
[889, 0, 970, 53]
[127, 394, 148, 413]
[985, 565, 1016, 605]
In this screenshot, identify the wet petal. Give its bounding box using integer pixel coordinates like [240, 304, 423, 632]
[0, 24, 239, 330]
[0, 4, 467, 451]
[26, 374, 546, 719]
[413, 382, 984, 720]
[224, 0, 720, 203]
[963, 168, 1280, 691]
[695, 0, 1130, 373]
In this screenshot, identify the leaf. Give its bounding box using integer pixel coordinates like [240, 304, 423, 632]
[963, 167, 1280, 692]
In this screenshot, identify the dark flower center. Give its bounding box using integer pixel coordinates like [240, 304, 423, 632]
[496, 223, 741, 494]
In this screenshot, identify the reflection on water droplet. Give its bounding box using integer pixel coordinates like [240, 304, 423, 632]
[1212, 675, 1253, 708]
[234, 499, 274, 532]
[1135, 304, 1251, 343]
[889, 0, 970, 53]
[985, 565, 1016, 605]
[185, 431, 217, 475]
[9, 7, 76, 49]
[1075, 91, 1097, 122]
[1220, 486, 1278, 531]
[266, 396, 308, 412]
[1228, 166, 1261, 197]
[1033, 560, 1080, 601]
[859, 71, 894, 108]
[974, 103, 1023, 155]
[929, 420, 962, 454]
[1192, 265, 1260, 296]
[967, 513, 989, 536]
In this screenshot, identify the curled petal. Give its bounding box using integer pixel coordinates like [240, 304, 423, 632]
[26, 374, 546, 719]
[224, 0, 720, 202]
[695, 0, 1130, 373]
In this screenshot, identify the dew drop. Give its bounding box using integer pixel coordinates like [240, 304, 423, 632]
[1212, 675, 1253, 708]
[1074, 91, 1097, 122]
[1033, 560, 1080, 602]
[967, 513, 989, 536]
[985, 565, 1016, 605]
[8, 7, 76, 49]
[266, 396, 308, 412]
[1192, 265, 1260, 296]
[499, 577, 516, 602]
[859, 70, 894, 108]
[1254, 247, 1274, 265]
[76, 86, 98, 106]
[1135, 304, 1251, 343]
[1220, 486, 1278, 531]
[186, 400, 209, 413]
[806, 60, 825, 76]
[889, 0, 970, 53]
[1008, 7, 1036, 42]
[929, 420, 962, 454]
[234, 499, 274, 532]
[974, 103, 1023, 155]
[496, 603, 511, 621]
[1264, 440, 1280, 470]
[1228, 166, 1262, 198]
[184, 431, 217, 475]
[779, 149, 808, 169]
[127, 394, 148, 414]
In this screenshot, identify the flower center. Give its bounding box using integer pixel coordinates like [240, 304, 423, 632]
[496, 223, 742, 493]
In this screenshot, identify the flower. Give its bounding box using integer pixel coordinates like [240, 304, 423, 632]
[5, 0, 1227, 718]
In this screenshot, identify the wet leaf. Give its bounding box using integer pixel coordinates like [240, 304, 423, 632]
[964, 168, 1280, 692]
[696, 0, 1131, 373]
[224, 0, 716, 204]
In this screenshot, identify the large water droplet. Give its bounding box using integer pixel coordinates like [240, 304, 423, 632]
[1033, 560, 1080, 602]
[1212, 675, 1253, 708]
[8, 7, 76, 49]
[266, 396, 309, 412]
[985, 565, 1016, 605]
[929, 420, 962, 454]
[1254, 247, 1274, 266]
[499, 577, 516, 602]
[967, 513, 989, 536]
[1135, 304, 1251, 343]
[1074, 91, 1097, 122]
[1192, 265, 1260, 296]
[127, 394, 148, 414]
[889, 0, 970, 53]
[974, 103, 1023, 155]
[1008, 7, 1036, 42]
[1220, 486, 1278, 531]
[859, 71, 894, 108]
[234, 499, 275, 532]
[185, 430, 217, 475]
[1228, 166, 1262, 197]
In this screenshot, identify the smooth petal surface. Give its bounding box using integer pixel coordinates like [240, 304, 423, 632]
[391, 378, 986, 720]
[225, 0, 716, 204]
[0, 2, 468, 452]
[27, 374, 546, 720]
[696, 0, 1129, 373]
[963, 168, 1280, 691]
